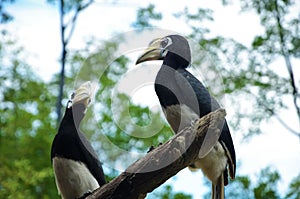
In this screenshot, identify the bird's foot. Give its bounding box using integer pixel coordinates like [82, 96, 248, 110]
[190, 119, 198, 127]
[147, 142, 163, 153]
[147, 145, 155, 153]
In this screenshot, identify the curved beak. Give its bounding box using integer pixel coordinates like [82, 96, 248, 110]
[136, 38, 163, 65]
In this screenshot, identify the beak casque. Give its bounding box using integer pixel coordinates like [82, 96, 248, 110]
[136, 38, 163, 65]
[72, 81, 97, 109]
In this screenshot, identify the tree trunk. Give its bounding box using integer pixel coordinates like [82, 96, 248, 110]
[87, 109, 226, 199]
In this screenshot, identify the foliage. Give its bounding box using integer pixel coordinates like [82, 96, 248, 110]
[174, 7, 214, 37]
[132, 4, 162, 29]
[0, 29, 175, 198]
[1, 1, 300, 198]
[148, 185, 192, 199]
[253, 167, 281, 199]
[0, 0, 15, 24]
[0, 31, 58, 198]
[223, 166, 281, 199]
[236, 0, 300, 138]
[285, 173, 300, 199]
[172, 0, 300, 140]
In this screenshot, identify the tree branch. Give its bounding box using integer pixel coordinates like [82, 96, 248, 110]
[87, 109, 226, 199]
[56, 0, 66, 125]
[64, 0, 94, 44]
[56, 0, 94, 125]
[274, 0, 300, 131]
[249, 91, 300, 138]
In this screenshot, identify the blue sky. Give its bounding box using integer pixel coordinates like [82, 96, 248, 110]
[3, 0, 300, 198]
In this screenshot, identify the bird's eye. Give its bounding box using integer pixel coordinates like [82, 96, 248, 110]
[161, 39, 168, 48]
[161, 37, 172, 49]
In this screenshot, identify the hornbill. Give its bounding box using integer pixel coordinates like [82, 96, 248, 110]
[51, 81, 106, 199]
[136, 35, 236, 199]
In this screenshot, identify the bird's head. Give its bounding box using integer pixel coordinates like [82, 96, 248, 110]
[136, 35, 191, 68]
[71, 81, 97, 113]
[68, 81, 97, 128]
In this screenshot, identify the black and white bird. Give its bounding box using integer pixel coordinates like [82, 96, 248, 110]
[136, 35, 236, 199]
[51, 81, 106, 199]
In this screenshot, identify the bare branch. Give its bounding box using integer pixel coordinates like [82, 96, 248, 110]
[274, 0, 300, 131]
[273, 114, 300, 139]
[80, 0, 94, 11]
[87, 109, 226, 199]
[64, 0, 94, 44]
[249, 91, 300, 138]
[56, 0, 66, 125]
[56, 0, 94, 125]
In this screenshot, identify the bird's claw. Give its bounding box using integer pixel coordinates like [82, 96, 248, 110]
[147, 142, 163, 153]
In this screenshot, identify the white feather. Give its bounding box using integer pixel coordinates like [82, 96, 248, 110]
[53, 157, 99, 199]
[190, 142, 228, 184]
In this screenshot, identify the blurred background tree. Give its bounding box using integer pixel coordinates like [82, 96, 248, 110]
[173, 0, 300, 139]
[0, 0, 299, 198]
[0, 30, 58, 198]
[46, 0, 94, 125]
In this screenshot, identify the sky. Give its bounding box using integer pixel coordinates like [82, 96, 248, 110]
[3, 0, 300, 198]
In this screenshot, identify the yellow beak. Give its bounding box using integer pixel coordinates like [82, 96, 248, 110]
[136, 38, 163, 65]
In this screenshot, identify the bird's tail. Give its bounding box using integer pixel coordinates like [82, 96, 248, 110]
[212, 173, 225, 199]
[71, 81, 98, 108]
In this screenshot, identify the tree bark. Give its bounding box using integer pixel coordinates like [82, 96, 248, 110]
[87, 109, 226, 199]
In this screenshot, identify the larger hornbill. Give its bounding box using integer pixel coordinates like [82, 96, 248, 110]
[136, 35, 236, 199]
[51, 81, 106, 199]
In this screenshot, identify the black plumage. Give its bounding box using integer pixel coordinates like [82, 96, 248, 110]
[136, 35, 236, 199]
[51, 82, 105, 199]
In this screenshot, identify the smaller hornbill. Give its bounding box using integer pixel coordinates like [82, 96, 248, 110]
[136, 35, 236, 199]
[51, 81, 106, 199]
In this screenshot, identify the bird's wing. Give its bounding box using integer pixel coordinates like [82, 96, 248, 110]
[174, 69, 221, 158]
[219, 122, 236, 180]
[77, 131, 106, 186]
[176, 68, 220, 114]
[176, 69, 236, 178]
